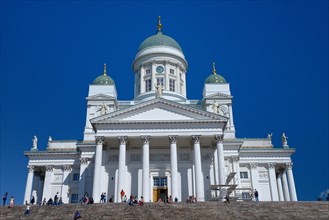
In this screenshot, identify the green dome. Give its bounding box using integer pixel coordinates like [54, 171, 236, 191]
[205, 74, 227, 84]
[93, 75, 114, 85]
[93, 63, 115, 85]
[138, 31, 182, 52]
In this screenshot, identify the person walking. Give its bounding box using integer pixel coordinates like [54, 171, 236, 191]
[2, 192, 8, 206]
[254, 189, 259, 202]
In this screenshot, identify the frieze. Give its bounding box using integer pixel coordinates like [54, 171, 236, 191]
[168, 135, 177, 144]
[130, 154, 141, 161]
[180, 153, 190, 161]
[141, 136, 151, 144]
[259, 171, 268, 179]
[150, 154, 170, 161]
[118, 136, 128, 145]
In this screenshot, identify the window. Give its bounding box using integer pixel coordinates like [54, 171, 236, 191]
[153, 177, 167, 187]
[73, 173, 80, 181]
[70, 194, 79, 203]
[170, 69, 175, 74]
[156, 78, 164, 86]
[169, 79, 175, 92]
[145, 69, 151, 75]
[242, 192, 250, 199]
[145, 79, 151, 92]
[240, 171, 248, 179]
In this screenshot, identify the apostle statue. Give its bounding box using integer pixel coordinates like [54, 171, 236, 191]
[267, 133, 272, 141]
[282, 133, 288, 147]
[32, 135, 38, 150]
[155, 83, 163, 98]
[212, 102, 219, 114]
[97, 103, 108, 115]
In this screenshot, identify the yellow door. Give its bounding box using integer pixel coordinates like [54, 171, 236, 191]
[153, 188, 158, 202]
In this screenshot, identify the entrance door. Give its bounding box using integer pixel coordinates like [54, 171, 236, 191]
[153, 177, 168, 202]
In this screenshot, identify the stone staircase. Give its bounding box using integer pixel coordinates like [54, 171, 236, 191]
[0, 201, 328, 220]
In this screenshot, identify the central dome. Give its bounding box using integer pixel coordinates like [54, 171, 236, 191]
[138, 31, 182, 52]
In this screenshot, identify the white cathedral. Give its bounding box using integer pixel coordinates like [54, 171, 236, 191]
[24, 17, 297, 204]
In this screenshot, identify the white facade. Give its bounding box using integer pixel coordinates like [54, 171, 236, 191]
[24, 20, 297, 204]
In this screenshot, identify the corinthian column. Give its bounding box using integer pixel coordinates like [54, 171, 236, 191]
[43, 165, 53, 201]
[92, 136, 104, 202]
[62, 165, 72, 203]
[266, 163, 279, 201]
[78, 157, 89, 201]
[286, 162, 297, 201]
[169, 135, 178, 201]
[117, 136, 128, 202]
[24, 165, 35, 204]
[192, 135, 204, 201]
[214, 134, 225, 185]
[141, 136, 151, 202]
[250, 163, 259, 193]
[281, 169, 290, 201]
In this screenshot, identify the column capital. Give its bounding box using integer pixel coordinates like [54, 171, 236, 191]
[285, 162, 293, 170]
[231, 156, 239, 162]
[27, 165, 35, 173]
[249, 163, 258, 169]
[168, 135, 177, 144]
[80, 157, 89, 165]
[141, 135, 151, 144]
[118, 136, 128, 145]
[214, 134, 224, 143]
[192, 135, 201, 144]
[266, 163, 276, 169]
[45, 165, 53, 172]
[95, 136, 105, 145]
[63, 165, 72, 172]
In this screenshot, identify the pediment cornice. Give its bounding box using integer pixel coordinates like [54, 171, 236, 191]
[87, 93, 116, 100]
[204, 92, 232, 100]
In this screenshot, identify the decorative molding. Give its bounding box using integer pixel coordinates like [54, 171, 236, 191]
[249, 163, 258, 169]
[266, 163, 276, 169]
[80, 157, 89, 165]
[95, 136, 105, 145]
[27, 165, 35, 173]
[286, 162, 293, 170]
[63, 165, 72, 172]
[45, 165, 53, 172]
[231, 156, 239, 162]
[192, 135, 201, 144]
[141, 136, 151, 144]
[168, 135, 177, 144]
[118, 136, 128, 145]
[259, 171, 268, 179]
[214, 134, 224, 144]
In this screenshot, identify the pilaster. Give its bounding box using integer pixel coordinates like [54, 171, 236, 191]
[266, 163, 279, 201]
[62, 165, 72, 203]
[24, 165, 35, 204]
[192, 135, 204, 201]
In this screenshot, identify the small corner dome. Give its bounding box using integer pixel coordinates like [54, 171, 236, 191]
[92, 63, 115, 85]
[205, 74, 227, 84]
[93, 75, 114, 85]
[138, 31, 183, 52]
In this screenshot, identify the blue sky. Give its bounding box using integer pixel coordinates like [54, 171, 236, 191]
[0, 1, 328, 202]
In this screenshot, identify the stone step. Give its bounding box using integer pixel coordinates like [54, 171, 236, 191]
[0, 201, 328, 220]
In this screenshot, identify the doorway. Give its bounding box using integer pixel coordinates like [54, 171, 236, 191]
[153, 177, 168, 202]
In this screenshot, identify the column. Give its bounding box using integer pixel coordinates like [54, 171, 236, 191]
[286, 162, 298, 201]
[266, 163, 279, 201]
[276, 173, 284, 201]
[24, 165, 34, 204]
[232, 156, 241, 197]
[43, 165, 53, 201]
[169, 135, 179, 201]
[78, 158, 88, 201]
[214, 134, 225, 185]
[62, 165, 72, 203]
[250, 163, 259, 193]
[117, 136, 128, 202]
[140, 65, 145, 93]
[92, 136, 104, 202]
[228, 104, 235, 130]
[192, 135, 205, 201]
[141, 136, 151, 202]
[281, 169, 290, 201]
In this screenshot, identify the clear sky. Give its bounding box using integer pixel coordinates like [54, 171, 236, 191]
[0, 1, 328, 203]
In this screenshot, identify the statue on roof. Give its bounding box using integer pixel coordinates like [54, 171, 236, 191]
[212, 101, 219, 114]
[155, 83, 163, 98]
[97, 103, 108, 115]
[282, 133, 288, 147]
[267, 133, 272, 141]
[32, 135, 38, 150]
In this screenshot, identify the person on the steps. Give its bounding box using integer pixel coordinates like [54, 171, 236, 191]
[74, 210, 82, 220]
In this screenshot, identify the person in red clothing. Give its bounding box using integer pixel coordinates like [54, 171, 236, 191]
[120, 189, 125, 202]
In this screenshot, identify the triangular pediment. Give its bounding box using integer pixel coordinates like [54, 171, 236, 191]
[204, 92, 232, 100]
[87, 93, 116, 100]
[91, 98, 227, 124]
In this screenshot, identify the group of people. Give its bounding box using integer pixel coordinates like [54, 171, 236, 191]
[186, 196, 197, 203]
[2, 192, 14, 208]
[80, 192, 94, 204]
